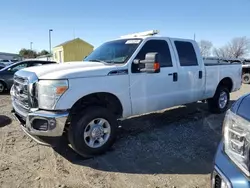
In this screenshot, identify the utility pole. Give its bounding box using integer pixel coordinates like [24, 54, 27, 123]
[49, 29, 53, 54]
[194, 33, 196, 41]
[30, 42, 33, 50]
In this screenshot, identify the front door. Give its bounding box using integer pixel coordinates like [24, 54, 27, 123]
[129, 39, 179, 115]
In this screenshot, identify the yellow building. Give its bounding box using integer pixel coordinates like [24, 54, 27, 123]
[53, 38, 94, 63]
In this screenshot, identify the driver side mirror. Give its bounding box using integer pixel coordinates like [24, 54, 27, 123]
[133, 52, 160, 73]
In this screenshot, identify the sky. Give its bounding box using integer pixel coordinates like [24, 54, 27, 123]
[0, 0, 250, 53]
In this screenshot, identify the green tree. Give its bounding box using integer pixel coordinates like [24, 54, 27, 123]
[39, 50, 50, 56]
[19, 48, 37, 58]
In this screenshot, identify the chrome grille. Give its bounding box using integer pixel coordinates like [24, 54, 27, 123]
[13, 75, 29, 110]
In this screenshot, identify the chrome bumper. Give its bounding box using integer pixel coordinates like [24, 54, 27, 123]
[12, 100, 68, 138]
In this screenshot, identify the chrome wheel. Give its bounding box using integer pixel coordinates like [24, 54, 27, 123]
[219, 91, 228, 109]
[0, 82, 4, 93]
[84, 118, 111, 148]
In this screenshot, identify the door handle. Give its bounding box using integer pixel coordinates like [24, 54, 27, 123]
[168, 72, 178, 82]
[199, 71, 202, 79]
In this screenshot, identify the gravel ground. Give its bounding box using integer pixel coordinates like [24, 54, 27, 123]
[0, 85, 249, 188]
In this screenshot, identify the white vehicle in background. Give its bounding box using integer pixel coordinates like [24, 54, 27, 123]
[11, 30, 242, 157]
[242, 59, 250, 84]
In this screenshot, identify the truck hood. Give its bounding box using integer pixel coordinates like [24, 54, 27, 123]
[19, 61, 124, 79]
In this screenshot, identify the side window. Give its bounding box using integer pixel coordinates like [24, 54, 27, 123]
[135, 40, 173, 68]
[10, 63, 28, 72]
[174, 41, 198, 66]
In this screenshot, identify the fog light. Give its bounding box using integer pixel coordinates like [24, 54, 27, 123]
[32, 119, 48, 131]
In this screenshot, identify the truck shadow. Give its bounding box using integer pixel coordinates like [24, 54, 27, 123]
[0, 115, 12, 127]
[54, 100, 235, 175]
[0, 90, 9, 95]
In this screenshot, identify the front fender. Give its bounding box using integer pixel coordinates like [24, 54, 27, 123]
[55, 76, 132, 118]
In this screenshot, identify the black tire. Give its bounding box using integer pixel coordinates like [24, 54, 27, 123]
[207, 87, 230, 114]
[242, 73, 250, 84]
[0, 81, 6, 93]
[68, 106, 118, 158]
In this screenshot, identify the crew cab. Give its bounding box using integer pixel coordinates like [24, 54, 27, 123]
[11, 30, 242, 157]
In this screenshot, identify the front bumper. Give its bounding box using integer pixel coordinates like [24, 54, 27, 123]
[212, 142, 250, 188]
[12, 100, 68, 146]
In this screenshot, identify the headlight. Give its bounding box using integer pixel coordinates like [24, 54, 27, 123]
[223, 110, 250, 176]
[37, 80, 68, 110]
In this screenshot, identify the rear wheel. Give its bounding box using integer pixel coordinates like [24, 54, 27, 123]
[68, 106, 118, 158]
[0, 81, 5, 93]
[208, 87, 230, 114]
[242, 73, 250, 84]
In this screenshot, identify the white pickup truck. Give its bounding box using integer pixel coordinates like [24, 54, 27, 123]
[11, 30, 242, 157]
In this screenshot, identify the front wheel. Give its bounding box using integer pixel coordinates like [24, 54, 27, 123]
[0, 81, 5, 93]
[68, 106, 118, 158]
[207, 87, 230, 114]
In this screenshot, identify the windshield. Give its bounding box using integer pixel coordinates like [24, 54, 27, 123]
[84, 39, 142, 64]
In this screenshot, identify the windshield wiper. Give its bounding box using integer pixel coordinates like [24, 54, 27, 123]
[88, 59, 108, 64]
[87, 59, 118, 65]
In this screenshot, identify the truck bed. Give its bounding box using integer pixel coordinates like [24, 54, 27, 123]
[203, 61, 242, 100]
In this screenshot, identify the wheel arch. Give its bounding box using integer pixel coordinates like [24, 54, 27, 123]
[68, 92, 123, 122]
[216, 77, 233, 93]
[0, 80, 7, 90]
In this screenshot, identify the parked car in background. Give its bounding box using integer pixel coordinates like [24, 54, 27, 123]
[212, 93, 250, 188]
[0, 59, 19, 70]
[11, 30, 242, 157]
[0, 60, 56, 93]
[0, 63, 5, 70]
[0, 59, 16, 66]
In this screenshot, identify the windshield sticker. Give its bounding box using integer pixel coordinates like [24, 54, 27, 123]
[125, 40, 141, 44]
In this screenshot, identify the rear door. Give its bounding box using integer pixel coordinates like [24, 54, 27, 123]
[129, 38, 180, 115]
[171, 39, 205, 104]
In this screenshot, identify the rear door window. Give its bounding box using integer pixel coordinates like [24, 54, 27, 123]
[174, 41, 198, 66]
